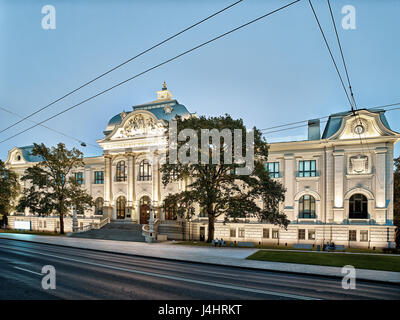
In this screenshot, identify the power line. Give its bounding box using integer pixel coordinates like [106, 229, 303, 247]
[0, 0, 300, 145]
[0, 106, 101, 149]
[261, 102, 400, 135]
[327, 0, 357, 109]
[0, 0, 244, 135]
[308, 0, 353, 109]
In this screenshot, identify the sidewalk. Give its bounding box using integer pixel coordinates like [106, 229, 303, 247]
[1, 233, 399, 284]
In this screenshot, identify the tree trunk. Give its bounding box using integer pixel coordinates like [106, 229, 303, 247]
[207, 214, 215, 243]
[60, 212, 64, 234]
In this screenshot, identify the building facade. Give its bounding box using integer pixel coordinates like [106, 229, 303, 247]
[5, 85, 399, 248]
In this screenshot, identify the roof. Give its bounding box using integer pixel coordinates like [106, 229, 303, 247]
[104, 99, 191, 136]
[19, 145, 44, 162]
[321, 108, 391, 139]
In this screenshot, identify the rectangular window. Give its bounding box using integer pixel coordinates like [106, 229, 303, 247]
[308, 230, 316, 240]
[360, 230, 368, 242]
[263, 228, 270, 239]
[56, 221, 60, 228]
[39, 221, 42, 228]
[75, 172, 84, 185]
[272, 229, 279, 239]
[349, 230, 357, 241]
[230, 228, 236, 238]
[298, 229, 306, 240]
[43, 221, 46, 228]
[238, 228, 245, 238]
[298, 160, 316, 177]
[94, 171, 104, 184]
[265, 162, 280, 178]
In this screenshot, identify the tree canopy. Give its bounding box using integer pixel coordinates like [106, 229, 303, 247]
[17, 143, 93, 234]
[160, 114, 288, 242]
[0, 159, 20, 225]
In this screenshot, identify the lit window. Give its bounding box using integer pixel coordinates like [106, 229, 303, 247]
[265, 162, 280, 178]
[298, 229, 306, 240]
[263, 228, 269, 239]
[139, 160, 152, 181]
[299, 195, 316, 218]
[94, 171, 104, 184]
[308, 230, 316, 240]
[298, 160, 316, 177]
[238, 228, 245, 238]
[272, 229, 279, 239]
[116, 196, 126, 219]
[116, 161, 126, 182]
[349, 194, 368, 219]
[349, 230, 357, 241]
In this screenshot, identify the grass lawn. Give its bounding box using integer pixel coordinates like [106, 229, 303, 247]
[0, 229, 64, 236]
[247, 250, 400, 272]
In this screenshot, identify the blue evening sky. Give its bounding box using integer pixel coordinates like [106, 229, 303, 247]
[0, 0, 399, 160]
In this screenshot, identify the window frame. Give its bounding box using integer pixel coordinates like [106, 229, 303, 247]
[298, 160, 317, 177]
[94, 171, 104, 184]
[263, 228, 270, 239]
[265, 162, 280, 178]
[138, 160, 152, 181]
[298, 229, 306, 240]
[299, 195, 316, 219]
[116, 161, 127, 182]
[349, 194, 368, 219]
[95, 198, 104, 215]
[349, 230, 357, 241]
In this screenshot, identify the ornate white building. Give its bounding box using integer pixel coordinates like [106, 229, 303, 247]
[5, 84, 399, 248]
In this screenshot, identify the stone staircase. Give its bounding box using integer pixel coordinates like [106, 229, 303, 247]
[158, 223, 183, 240]
[69, 220, 146, 242]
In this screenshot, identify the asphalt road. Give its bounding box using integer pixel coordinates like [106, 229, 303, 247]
[0, 238, 398, 300]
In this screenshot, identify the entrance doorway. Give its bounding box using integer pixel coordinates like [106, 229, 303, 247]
[116, 196, 126, 219]
[139, 196, 151, 224]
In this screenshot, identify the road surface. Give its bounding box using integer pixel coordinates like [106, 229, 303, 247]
[0, 238, 398, 300]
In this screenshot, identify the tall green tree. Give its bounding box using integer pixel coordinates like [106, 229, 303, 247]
[161, 114, 288, 242]
[17, 143, 93, 234]
[393, 157, 400, 248]
[0, 160, 20, 227]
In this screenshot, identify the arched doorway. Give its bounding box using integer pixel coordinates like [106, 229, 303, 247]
[116, 196, 126, 219]
[140, 196, 151, 224]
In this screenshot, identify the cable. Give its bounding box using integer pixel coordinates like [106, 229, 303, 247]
[0, 0, 300, 145]
[308, 0, 353, 109]
[327, 0, 357, 109]
[0, 0, 244, 135]
[0, 106, 101, 149]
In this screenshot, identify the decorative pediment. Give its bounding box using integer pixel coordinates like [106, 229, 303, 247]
[328, 110, 399, 141]
[108, 111, 166, 140]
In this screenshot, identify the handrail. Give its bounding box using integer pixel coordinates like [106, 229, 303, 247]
[74, 216, 110, 233]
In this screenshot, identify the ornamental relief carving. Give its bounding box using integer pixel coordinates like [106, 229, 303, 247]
[116, 114, 165, 138]
[348, 154, 369, 174]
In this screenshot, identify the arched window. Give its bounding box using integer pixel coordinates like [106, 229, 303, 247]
[165, 205, 177, 220]
[116, 196, 126, 219]
[299, 195, 316, 219]
[116, 161, 126, 182]
[139, 160, 152, 181]
[349, 194, 368, 219]
[95, 198, 104, 215]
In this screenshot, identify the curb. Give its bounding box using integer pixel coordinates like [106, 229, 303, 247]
[1, 235, 399, 286]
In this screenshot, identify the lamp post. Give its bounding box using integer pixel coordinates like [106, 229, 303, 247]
[72, 205, 78, 232]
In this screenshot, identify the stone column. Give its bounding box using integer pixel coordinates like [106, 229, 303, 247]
[104, 155, 112, 219]
[283, 153, 295, 209]
[127, 153, 134, 207]
[375, 147, 387, 208]
[332, 150, 344, 223]
[333, 150, 344, 208]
